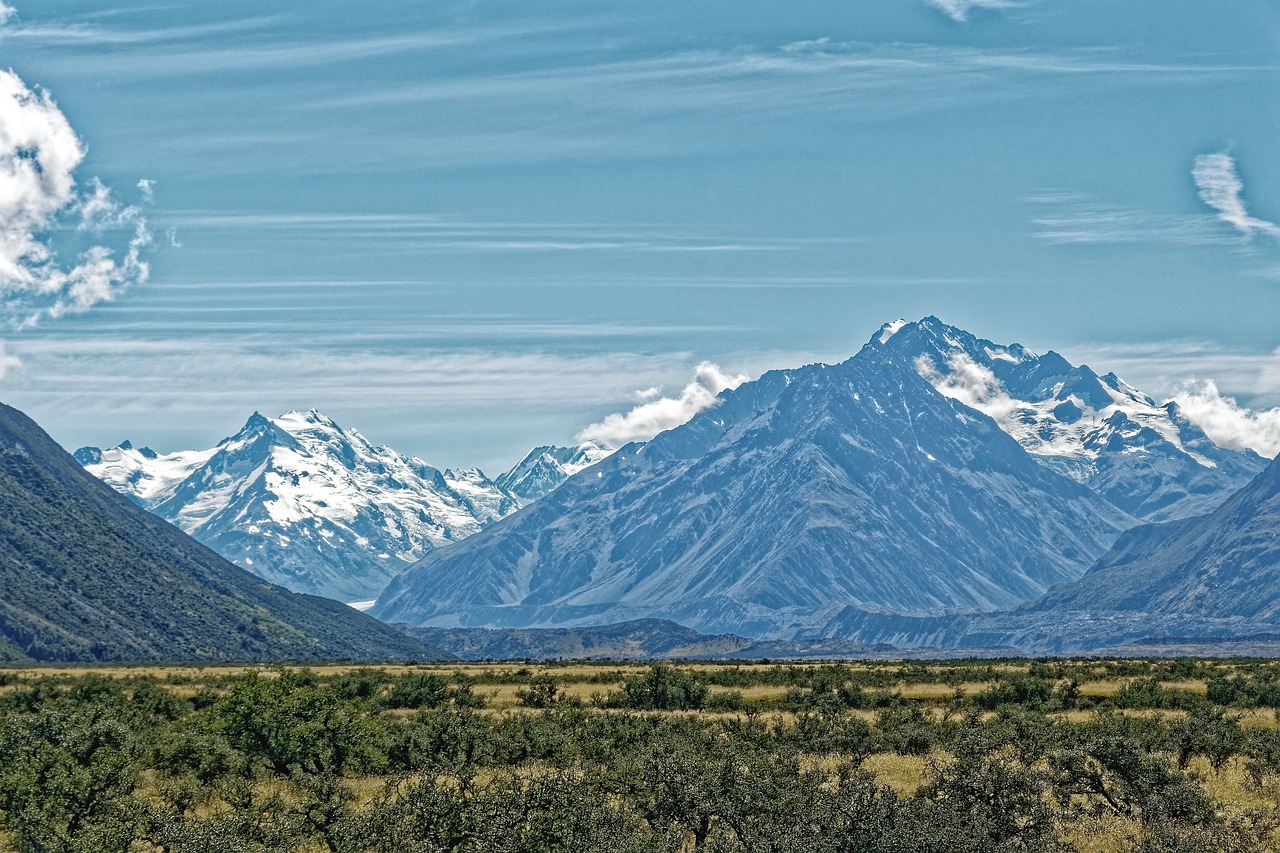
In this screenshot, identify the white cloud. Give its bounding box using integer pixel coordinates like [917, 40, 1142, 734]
[1174, 379, 1280, 458]
[0, 69, 151, 327]
[576, 361, 748, 449]
[1192, 151, 1280, 238]
[1029, 192, 1233, 246]
[0, 3, 14, 26]
[925, 0, 1021, 23]
[136, 178, 155, 204]
[915, 352, 1020, 420]
[0, 341, 20, 379]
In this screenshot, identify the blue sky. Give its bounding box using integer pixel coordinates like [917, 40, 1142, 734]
[1, 0, 1279, 471]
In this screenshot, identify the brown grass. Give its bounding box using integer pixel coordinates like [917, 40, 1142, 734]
[861, 752, 931, 796]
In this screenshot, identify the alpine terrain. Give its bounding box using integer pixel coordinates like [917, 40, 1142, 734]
[373, 320, 1142, 638]
[495, 442, 612, 502]
[878, 317, 1266, 521]
[1031, 451, 1280, 621]
[78, 411, 520, 602]
[0, 402, 438, 663]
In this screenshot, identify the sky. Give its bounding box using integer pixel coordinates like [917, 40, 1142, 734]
[1, 0, 1279, 472]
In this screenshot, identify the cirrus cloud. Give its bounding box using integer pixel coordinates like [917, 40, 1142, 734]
[925, 0, 1022, 23]
[1191, 151, 1280, 238]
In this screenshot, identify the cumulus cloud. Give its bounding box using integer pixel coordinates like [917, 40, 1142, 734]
[0, 3, 14, 26]
[0, 68, 151, 329]
[925, 0, 1021, 23]
[1174, 379, 1280, 458]
[576, 361, 748, 449]
[1192, 151, 1280, 238]
[915, 352, 1020, 421]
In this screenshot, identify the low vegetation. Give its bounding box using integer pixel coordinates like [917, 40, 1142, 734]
[1, 658, 1279, 851]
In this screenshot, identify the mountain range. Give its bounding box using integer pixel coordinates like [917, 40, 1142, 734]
[0, 402, 438, 663]
[78, 411, 536, 602]
[883, 319, 1264, 521]
[372, 317, 1269, 641]
[65, 315, 1277, 657]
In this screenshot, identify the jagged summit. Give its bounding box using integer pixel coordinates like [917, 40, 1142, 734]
[869, 317, 1264, 521]
[373, 325, 1135, 637]
[495, 442, 611, 502]
[0, 401, 434, 663]
[80, 411, 520, 602]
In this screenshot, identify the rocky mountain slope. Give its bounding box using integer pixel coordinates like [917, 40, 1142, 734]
[0, 402, 438, 663]
[879, 317, 1265, 521]
[495, 442, 611, 502]
[372, 327, 1136, 638]
[78, 411, 520, 602]
[1029, 451, 1280, 620]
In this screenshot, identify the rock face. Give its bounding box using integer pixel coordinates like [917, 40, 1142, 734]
[0, 402, 437, 663]
[878, 317, 1265, 522]
[372, 327, 1136, 638]
[788, 452, 1280, 653]
[495, 442, 612, 502]
[1030, 452, 1280, 620]
[79, 411, 520, 602]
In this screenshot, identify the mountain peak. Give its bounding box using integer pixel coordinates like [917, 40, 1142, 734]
[874, 318, 908, 345]
[865, 317, 1263, 521]
[85, 408, 521, 602]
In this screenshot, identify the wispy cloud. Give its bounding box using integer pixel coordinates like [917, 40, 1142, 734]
[0, 340, 20, 379]
[1029, 191, 1232, 246]
[0, 2, 14, 26]
[0, 69, 152, 329]
[925, 0, 1023, 23]
[1192, 151, 1280, 238]
[1, 340, 763, 470]
[576, 361, 749, 449]
[159, 210, 847, 255]
[1174, 379, 1280, 458]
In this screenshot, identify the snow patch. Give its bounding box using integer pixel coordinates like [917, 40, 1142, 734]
[877, 319, 908, 344]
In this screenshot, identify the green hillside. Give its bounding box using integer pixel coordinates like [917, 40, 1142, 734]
[0, 403, 436, 663]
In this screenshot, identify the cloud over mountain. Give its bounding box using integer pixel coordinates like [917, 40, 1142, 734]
[576, 361, 748, 449]
[1175, 379, 1280, 458]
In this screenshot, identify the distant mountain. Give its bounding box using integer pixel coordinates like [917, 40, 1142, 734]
[400, 619, 756, 661]
[1030, 452, 1280, 620]
[400, 618, 896, 661]
[372, 322, 1135, 638]
[78, 411, 520, 602]
[496, 442, 611, 502]
[875, 317, 1265, 521]
[798, 452, 1280, 653]
[72, 441, 215, 507]
[0, 402, 439, 663]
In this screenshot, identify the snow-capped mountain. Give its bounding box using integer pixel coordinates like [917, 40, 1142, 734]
[372, 326, 1136, 638]
[496, 442, 612, 502]
[78, 411, 520, 602]
[74, 442, 216, 507]
[1031, 451, 1280, 621]
[874, 317, 1265, 521]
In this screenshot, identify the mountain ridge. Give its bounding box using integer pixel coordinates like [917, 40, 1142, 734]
[79, 410, 522, 601]
[372, 324, 1137, 637]
[0, 401, 440, 663]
